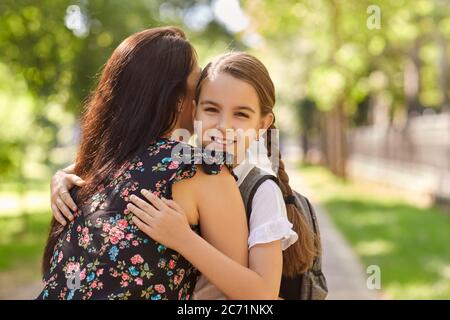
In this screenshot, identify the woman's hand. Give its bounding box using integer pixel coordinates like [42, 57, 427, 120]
[50, 164, 85, 226]
[127, 189, 193, 251]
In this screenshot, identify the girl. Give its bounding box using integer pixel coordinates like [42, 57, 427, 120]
[128, 52, 318, 299]
[38, 27, 249, 300]
[51, 52, 318, 299]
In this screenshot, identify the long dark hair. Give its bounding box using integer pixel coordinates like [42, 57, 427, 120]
[42, 26, 196, 274]
[196, 52, 318, 276]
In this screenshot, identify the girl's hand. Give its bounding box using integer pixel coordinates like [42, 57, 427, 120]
[127, 189, 193, 251]
[50, 165, 85, 226]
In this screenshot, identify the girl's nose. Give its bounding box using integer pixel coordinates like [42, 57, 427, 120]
[218, 114, 232, 132]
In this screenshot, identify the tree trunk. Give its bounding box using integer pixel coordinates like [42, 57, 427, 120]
[404, 38, 422, 118]
[323, 99, 347, 179]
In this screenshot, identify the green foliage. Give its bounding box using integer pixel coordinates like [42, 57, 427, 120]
[244, 0, 450, 122]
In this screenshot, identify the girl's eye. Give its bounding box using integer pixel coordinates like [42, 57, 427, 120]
[205, 107, 219, 113]
[235, 112, 250, 119]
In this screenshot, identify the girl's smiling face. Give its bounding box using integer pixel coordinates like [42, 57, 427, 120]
[194, 72, 273, 164]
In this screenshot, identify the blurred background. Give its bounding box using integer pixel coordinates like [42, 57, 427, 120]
[0, 0, 449, 300]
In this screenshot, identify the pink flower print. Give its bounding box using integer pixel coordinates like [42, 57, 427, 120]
[132, 240, 139, 246]
[122, 281, 129, 287]
[135, 278, 143, 286]
[76, 225, 82, 232]
[121, 273, 129, 281]
[168, 161, 179, 170]
[155, 284, 166, 294]
[96, 268, 104, 277]
[126, 233, 133, 240]
[90, 281, 97, 289]
[102, 223, 111, 233]
[174, 275, 181, 285]
[117, 219, 128, 230]
[80, 234, 90, 247]
[168, 259, 176, 269]
[67, 262, 80, 274]
[121, 189, 129, 200]
[109, 227, 125, 240]
[131, 254, 144, 265]
[80, 268, 86, 281]
[82, 227, 89, 235]
[178, 289, 183, 300]
[110, 236, 119, 245]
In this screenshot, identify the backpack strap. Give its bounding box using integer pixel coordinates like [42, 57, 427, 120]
[238, 167, 279, 225]
[293, 191, 324, 275]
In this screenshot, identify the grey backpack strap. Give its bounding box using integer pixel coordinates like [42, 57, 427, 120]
[238, 167, 279, 224]
[294, 191, 324, 275]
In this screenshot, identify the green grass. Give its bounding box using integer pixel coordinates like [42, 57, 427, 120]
[0, 211, 50, 272]
[300, 164, 450, 300]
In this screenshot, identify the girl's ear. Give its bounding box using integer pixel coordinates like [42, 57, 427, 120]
[259, 112, 274, 131]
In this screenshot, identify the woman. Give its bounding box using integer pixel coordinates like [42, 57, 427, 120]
[51, 52, 318, 300]
[38, 27, 248, 300]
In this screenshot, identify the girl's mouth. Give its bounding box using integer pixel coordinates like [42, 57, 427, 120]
[211, 136, 237, 147]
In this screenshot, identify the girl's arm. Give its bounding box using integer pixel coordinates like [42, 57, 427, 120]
[178, 230, 282, 300]
[129, 168, 282, 300]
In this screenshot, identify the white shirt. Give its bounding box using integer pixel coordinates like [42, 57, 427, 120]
[192, 139, 298, 300]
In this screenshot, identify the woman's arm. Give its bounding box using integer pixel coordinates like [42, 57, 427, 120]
[50, 163, 85, 225]
[129, 168, 283, 299]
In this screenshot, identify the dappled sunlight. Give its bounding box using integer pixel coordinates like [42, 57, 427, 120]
[0, 191, 49, 217]
[355, 240, 397, 257]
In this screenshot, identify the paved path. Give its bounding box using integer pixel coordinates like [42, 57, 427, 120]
[283, 144, 380, 300]
[0, 269, 43, 300]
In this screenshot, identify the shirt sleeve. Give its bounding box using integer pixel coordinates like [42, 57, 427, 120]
[248, 179, 299, 250]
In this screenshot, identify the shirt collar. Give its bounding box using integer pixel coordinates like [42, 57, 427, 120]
[232, 141, 277, 186]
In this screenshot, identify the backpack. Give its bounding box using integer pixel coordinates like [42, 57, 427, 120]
[239, 166, 328, 300]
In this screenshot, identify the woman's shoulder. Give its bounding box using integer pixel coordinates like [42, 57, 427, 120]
[134, 138, 235, 187]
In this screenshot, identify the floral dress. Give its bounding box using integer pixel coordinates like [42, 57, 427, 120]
[37, 138, 231, 300]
